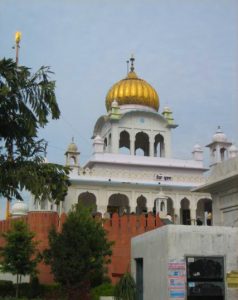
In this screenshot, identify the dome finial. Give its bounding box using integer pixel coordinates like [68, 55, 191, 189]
[130, 54, 135, 72]
[126, 60, 129, 75]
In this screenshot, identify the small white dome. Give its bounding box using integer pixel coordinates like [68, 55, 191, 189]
[11, 200, 28, 216]
[111, 99, 119, 108]
[193, 144, 202, 151]
[163, 106, 171, 112]
[229, 144, 238, 153]
[212, 126, 227, 143]
[94, 135, 103, 143]
[67, 141, 78, 152]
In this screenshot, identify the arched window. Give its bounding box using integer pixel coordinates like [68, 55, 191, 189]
[196, 198, 212, 226]
[154, 134, 165, 157]
[70, 156, 76, 165]
[78, 192, 97, 213]
[107, 193, 130, 216]
[180, 198, 190, 225]
[220, 148, 226, 161]
[119, 131, 130, 154]
[167, 197, 174, 220]
[136, 195, 147, 214]
[135, 132, 149, 156]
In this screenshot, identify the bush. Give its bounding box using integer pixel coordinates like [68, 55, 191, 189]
[0, 279, 67, 299]
[91, 283, 115, 300]
[0, 280, 14, 297]
[114, 273, 136, 300]
[43, 283, 66, 300]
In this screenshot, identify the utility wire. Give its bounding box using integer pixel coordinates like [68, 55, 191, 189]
[60, 114, 91, 146]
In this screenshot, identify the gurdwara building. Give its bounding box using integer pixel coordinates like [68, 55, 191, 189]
[28, 57, 237, 226]
[8, 58, 238, 285]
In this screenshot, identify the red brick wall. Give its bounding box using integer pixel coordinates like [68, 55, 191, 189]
[103, 213, 164, 284]
[0, 212, 163, 285]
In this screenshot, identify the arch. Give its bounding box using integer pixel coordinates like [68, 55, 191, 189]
[108, 133, 112, 146]
[154, 134, 165, 157]
[78, 192, 97, 213]
[107, 193, 130, 216]
[70, 155, 77, 166]
[135, 132, 149, 156]
[196, 198, 212, 226]
[220, 147, 226, 161]
[119, 130, 130, 154]
[180, 198, 191, 225]
[167, 197, 174, 219]
[136, 195, 147, 214]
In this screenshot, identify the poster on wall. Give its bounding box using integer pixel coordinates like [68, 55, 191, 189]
[168, 259, 186, 300]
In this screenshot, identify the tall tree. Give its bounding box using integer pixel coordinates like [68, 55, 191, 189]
[0, 58, 69, 203]
[44, 205, 113, 300]
[0, 220, 41, 298]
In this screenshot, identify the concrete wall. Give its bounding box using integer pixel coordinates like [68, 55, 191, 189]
[131, 225, 238, 300]
[195, 156, 238, 227]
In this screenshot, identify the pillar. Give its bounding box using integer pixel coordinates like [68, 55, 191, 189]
[111, 123, 119, 154]
[190, 208, 197, 225]
[174, 206, 180, 224]
[130, 136, 135, 155]
[149, 135, 154, 157]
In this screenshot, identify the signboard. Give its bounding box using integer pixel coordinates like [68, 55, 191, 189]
[227, 271, 238, 288]
[168, 259, 186, 300]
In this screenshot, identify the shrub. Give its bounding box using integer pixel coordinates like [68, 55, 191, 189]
[91, 283, 115, 300]
[0, 280, 14, 297]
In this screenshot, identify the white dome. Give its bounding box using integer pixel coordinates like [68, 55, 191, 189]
[67, 142, 78, 152]
[111, 99, 119, 108]
[193, 144, 202, 151]
[212, 126, 227, 143]
[163, 106, 171, 112]
[229, 144, 238, 154]
[94, 135, 103, 143]
[11, 200, 28, 216]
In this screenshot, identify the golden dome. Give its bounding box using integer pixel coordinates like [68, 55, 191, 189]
[106, 69, 159, 111]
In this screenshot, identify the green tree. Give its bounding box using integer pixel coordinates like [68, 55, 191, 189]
[114, 272, 136, 300]
[0, 58, 69, 203]
[44, 205, 113, 300]
[0, 220, 41, 298]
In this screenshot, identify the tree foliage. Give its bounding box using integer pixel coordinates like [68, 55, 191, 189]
[44, 205, 113, 300]
[0, 58, 69, 203]
[0, 220, 41, 298]
[114, 272, 136, 300]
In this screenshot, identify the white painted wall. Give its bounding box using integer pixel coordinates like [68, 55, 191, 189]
[131, 225, 238, 300]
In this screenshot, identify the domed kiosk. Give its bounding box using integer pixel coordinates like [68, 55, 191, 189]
[11, 200, 28, 217]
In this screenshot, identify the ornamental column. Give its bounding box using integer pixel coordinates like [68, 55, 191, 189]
[149, 135, 154, 157]
[130, 135, 135, 155]
[174, 206, 181, 224]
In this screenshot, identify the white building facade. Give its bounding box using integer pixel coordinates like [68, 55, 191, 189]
[30, 58, 237, 225]
[30, 58, 214, 225]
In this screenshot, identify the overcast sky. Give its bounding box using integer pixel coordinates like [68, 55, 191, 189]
[0, 0, 238, 216]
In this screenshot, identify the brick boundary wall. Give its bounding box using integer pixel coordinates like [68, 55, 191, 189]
[0, 212, 164, 284]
